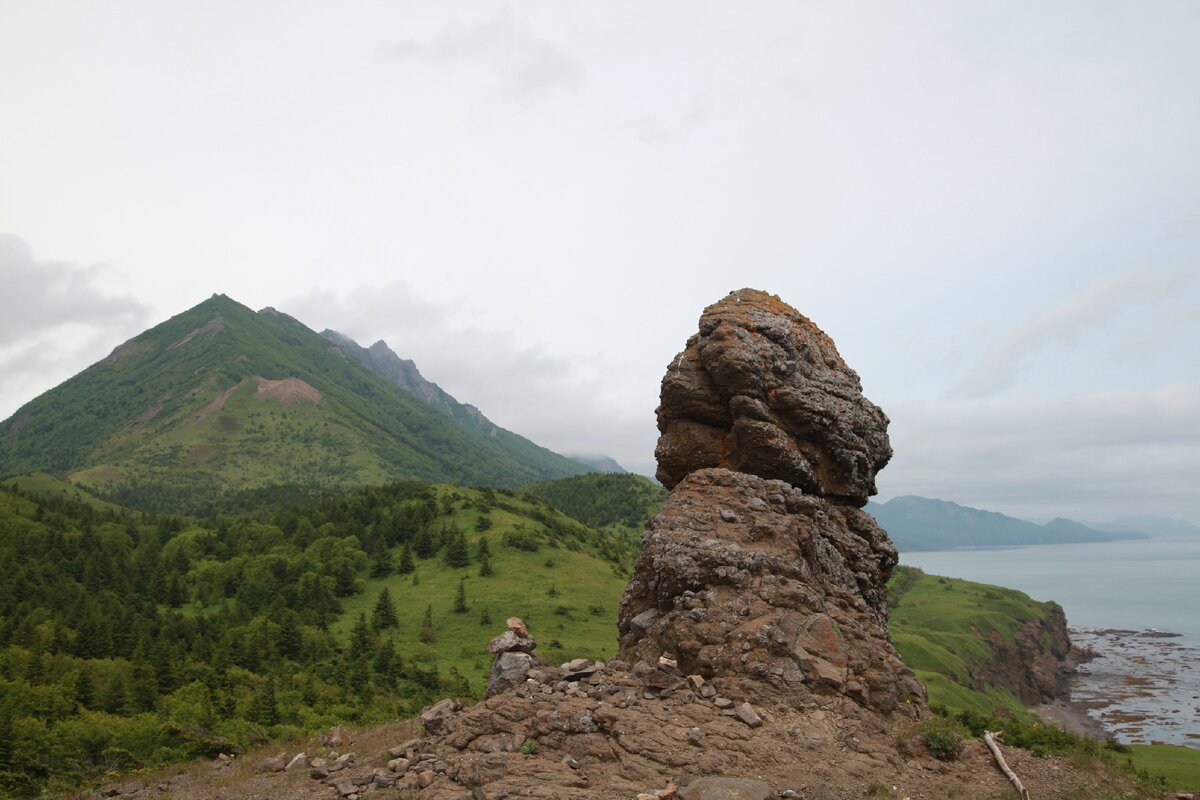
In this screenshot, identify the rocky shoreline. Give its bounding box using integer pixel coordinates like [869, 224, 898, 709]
[1055, 627, 1200, 748]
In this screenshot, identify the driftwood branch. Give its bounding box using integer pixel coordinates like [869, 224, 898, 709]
[984, 730, 1030, 800]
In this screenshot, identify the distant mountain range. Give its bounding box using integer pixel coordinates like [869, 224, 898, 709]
[1090, 515, 1200, 540]
[562, 454, 628, 474]
[0, 294, 591, 510]
[867, 495, 1151, 552]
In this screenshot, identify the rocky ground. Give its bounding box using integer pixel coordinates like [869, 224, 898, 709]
[81, 654, 1151, 800]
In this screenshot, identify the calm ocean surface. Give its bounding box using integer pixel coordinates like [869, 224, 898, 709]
[899, 538, 1200, 646]
[900, 538, 1200, 746]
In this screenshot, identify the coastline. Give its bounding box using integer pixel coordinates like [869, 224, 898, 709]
[1031, 698, 1109, 741]
[1029, 626, 1200, 748]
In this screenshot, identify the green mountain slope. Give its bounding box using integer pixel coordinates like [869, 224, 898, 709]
[0, 295, 586, 511]
[869, 495, 1146, 551]
[520, 473, 666, 531]
[320, 330, 589, 482]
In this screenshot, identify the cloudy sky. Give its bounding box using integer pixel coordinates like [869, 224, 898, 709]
[1, 1, 1197, 525]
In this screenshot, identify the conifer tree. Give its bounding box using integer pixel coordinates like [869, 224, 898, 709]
[0, 702, 12, 773]
[454, 578, 468, 614]
[373, 639, 399, 688]
[445, 528, 470, 568]
[371, 587, 398, 630]
[419, 603, 436, 643]
[351, 613, 372, 653]
[130, 663, 158, 712]
[397, 543, 415, 575]
[478, 533, 495, 577]
[370, 547, 393, 578]
[248, 676, 280, 727]
[479, 605, 492, 626]
[413, 527, 434, 559]
[276, 610, 303, 660]
[73, 666, 95, 710]
[101, 673, 128, 714]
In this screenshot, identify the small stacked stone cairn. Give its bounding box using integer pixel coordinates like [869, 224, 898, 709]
[486, 616, 539, 697]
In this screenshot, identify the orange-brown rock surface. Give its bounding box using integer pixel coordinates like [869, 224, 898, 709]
[617, 468, 924, 713]
[655, 289, 890, 506]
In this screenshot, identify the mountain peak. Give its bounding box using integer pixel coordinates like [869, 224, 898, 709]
[0, 298, 587, 510]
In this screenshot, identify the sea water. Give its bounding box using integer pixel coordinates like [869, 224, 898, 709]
[900, 538, 1200, 747]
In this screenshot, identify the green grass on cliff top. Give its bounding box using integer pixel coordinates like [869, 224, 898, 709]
[886, 565, 1055, 719]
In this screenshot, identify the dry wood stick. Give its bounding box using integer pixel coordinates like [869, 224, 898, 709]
[984, 730, 1030, 800]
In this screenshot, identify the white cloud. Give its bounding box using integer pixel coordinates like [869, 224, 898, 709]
[0, 234, 148, 343]
[0, 234, 150, 418]
[954, 267, 1195, 397]
[880, 386, 1200, 523]
[376, 8, 582, 101]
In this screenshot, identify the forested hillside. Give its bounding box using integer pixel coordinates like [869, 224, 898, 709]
[520, 473, 666, 531]
[0, 477, 635, 797]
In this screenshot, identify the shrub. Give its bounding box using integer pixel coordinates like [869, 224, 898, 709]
[920, 726, 963, 760]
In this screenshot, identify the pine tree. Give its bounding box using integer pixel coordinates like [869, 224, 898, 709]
[131, 662, 158, 712]
[453, 578, 468, 614]
[479, 605, 492, 626]
[101, 673, 128, 714]
[370, 548, 393, 578]
[276, 610, 303, 660]
[419, 603, 436, 644]
[444, 528, 470, 568]
[397, 543, 415, 575]
[73, 666, 95, 710]
[477, 536, 495, 577]
[0, 702, 12, 773]
[371, 587, 398, 630]
[351, 613, 372, 652]
[413, 527, 434, 559]
[248, 676, 280, 727]
[373, 639, 399, 688]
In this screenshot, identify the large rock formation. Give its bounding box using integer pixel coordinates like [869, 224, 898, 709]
[620, 289, 924, 714]
[655, 288, 891, 507]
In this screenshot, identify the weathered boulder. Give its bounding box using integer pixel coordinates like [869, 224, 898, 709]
[655, 288, 891, 506]
[487, 629, 537, 655]
[618, 468, 923, 712]
[487, 650, 535, 698]
[420, 698, 462, 735]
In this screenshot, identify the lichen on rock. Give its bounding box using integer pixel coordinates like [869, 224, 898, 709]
[655, 288, 892, 506]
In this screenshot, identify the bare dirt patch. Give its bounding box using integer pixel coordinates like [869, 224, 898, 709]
[196, 385, 240, 421]
[137, 402, 164, 423]
[256, 377, 323, 406]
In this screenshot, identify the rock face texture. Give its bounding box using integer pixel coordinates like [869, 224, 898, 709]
[617, 468, 923, 712]
[621, 289, 924, 714]
[655, 288, 891, 506]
